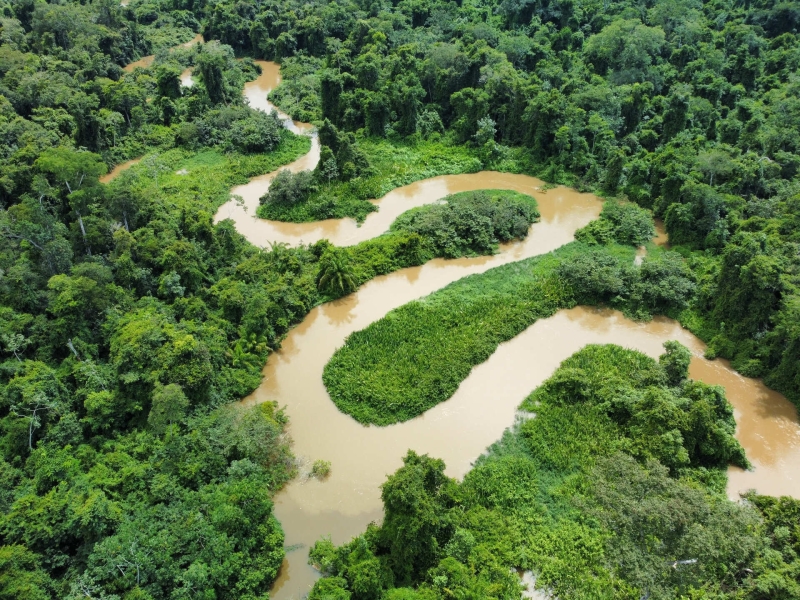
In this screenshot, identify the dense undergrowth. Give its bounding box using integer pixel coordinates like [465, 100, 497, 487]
[323, 202, 694, 425]
[309, 344, 799, 600]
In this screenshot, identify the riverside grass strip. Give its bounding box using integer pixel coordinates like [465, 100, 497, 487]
[323, 242, 636, 425]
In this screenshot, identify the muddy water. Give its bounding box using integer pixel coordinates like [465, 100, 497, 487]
[212, 61, 323, 237]
[180, 67, 194, 87]
[99, 157, 141, 183]
[122, 33, 203, 72]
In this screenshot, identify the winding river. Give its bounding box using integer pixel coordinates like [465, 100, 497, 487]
[114, 52, 800, 599]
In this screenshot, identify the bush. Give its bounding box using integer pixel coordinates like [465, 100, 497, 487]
[390, 190, 539, 258]
[311, 459, 332, 479]
[556, 247, 637, 305]
[227, 109, 283, 153]
[576, 200, 655, 246]
[259, 169, 317, 206]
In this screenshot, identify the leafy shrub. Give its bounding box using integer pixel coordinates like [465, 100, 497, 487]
[390, 190, 539, 258]
[311, 459, 332, 478]
[631, 251, 697, 313]
[317, 247, 356, 296]
[227, 109, 283, 152]
[260, 169, 317, 206]
[556, 247, 637, 304]
[576, 200, 655, 246]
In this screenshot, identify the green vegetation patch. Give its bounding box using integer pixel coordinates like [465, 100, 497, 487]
[257, 137, 483, 223]
[323, 248, 572, 425]
[390, 189, 540, 257]
[109, 129, 311, 212]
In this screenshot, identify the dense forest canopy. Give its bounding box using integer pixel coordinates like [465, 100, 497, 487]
[0, 0, 799, 597]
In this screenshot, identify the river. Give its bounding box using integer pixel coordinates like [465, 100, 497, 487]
[115, 51, 800, 599]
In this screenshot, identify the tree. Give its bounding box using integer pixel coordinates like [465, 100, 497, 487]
[379, 451, 457, 586]
[659, 341, 692, 387]
[34, 147, 106, 254]
[260, 169, 317, 206]
[147, 382, 188, 435]
[696, 150, 735, 186]
[583, 453, 762, 599]
[0, 545, 53, 600]
[197, 42, 233, 104]
[155, 63, 182, 100]
[584, 19, 666, 84]
[5, 362, 64, 451]
[316, 247, 356, 296]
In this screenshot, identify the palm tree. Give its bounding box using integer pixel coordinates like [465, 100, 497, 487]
[316, 248, 356, 296]
[226, 340, 260, 370]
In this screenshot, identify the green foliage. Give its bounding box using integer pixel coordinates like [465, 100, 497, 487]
[575, 200, 655, 247]
[390, 190, 539, 258]
[311, 459, 332, 479]
[260, 169, 317, 207]
[317, 247, 357, 297]
[660, 340, 692, 386]
[0, 545, 53, 600]
[147, 382, 188, 435]
[308, 576, 351, 600]
[0, 20, 316, 595]
[242, 0, 800, 406]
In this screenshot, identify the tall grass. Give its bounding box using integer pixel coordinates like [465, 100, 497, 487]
[323, 243, 626, 425]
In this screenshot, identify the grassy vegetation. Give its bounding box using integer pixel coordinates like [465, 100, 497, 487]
[107, 129, 311, 212]
[257, 137, 483, 222]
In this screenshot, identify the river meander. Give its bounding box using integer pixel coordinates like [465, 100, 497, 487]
[117, 50, 800, 599]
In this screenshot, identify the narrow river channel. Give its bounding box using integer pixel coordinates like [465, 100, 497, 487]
[114, 51, 800, 599]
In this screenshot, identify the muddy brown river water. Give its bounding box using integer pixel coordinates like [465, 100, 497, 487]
[114, 54, 800, 598]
